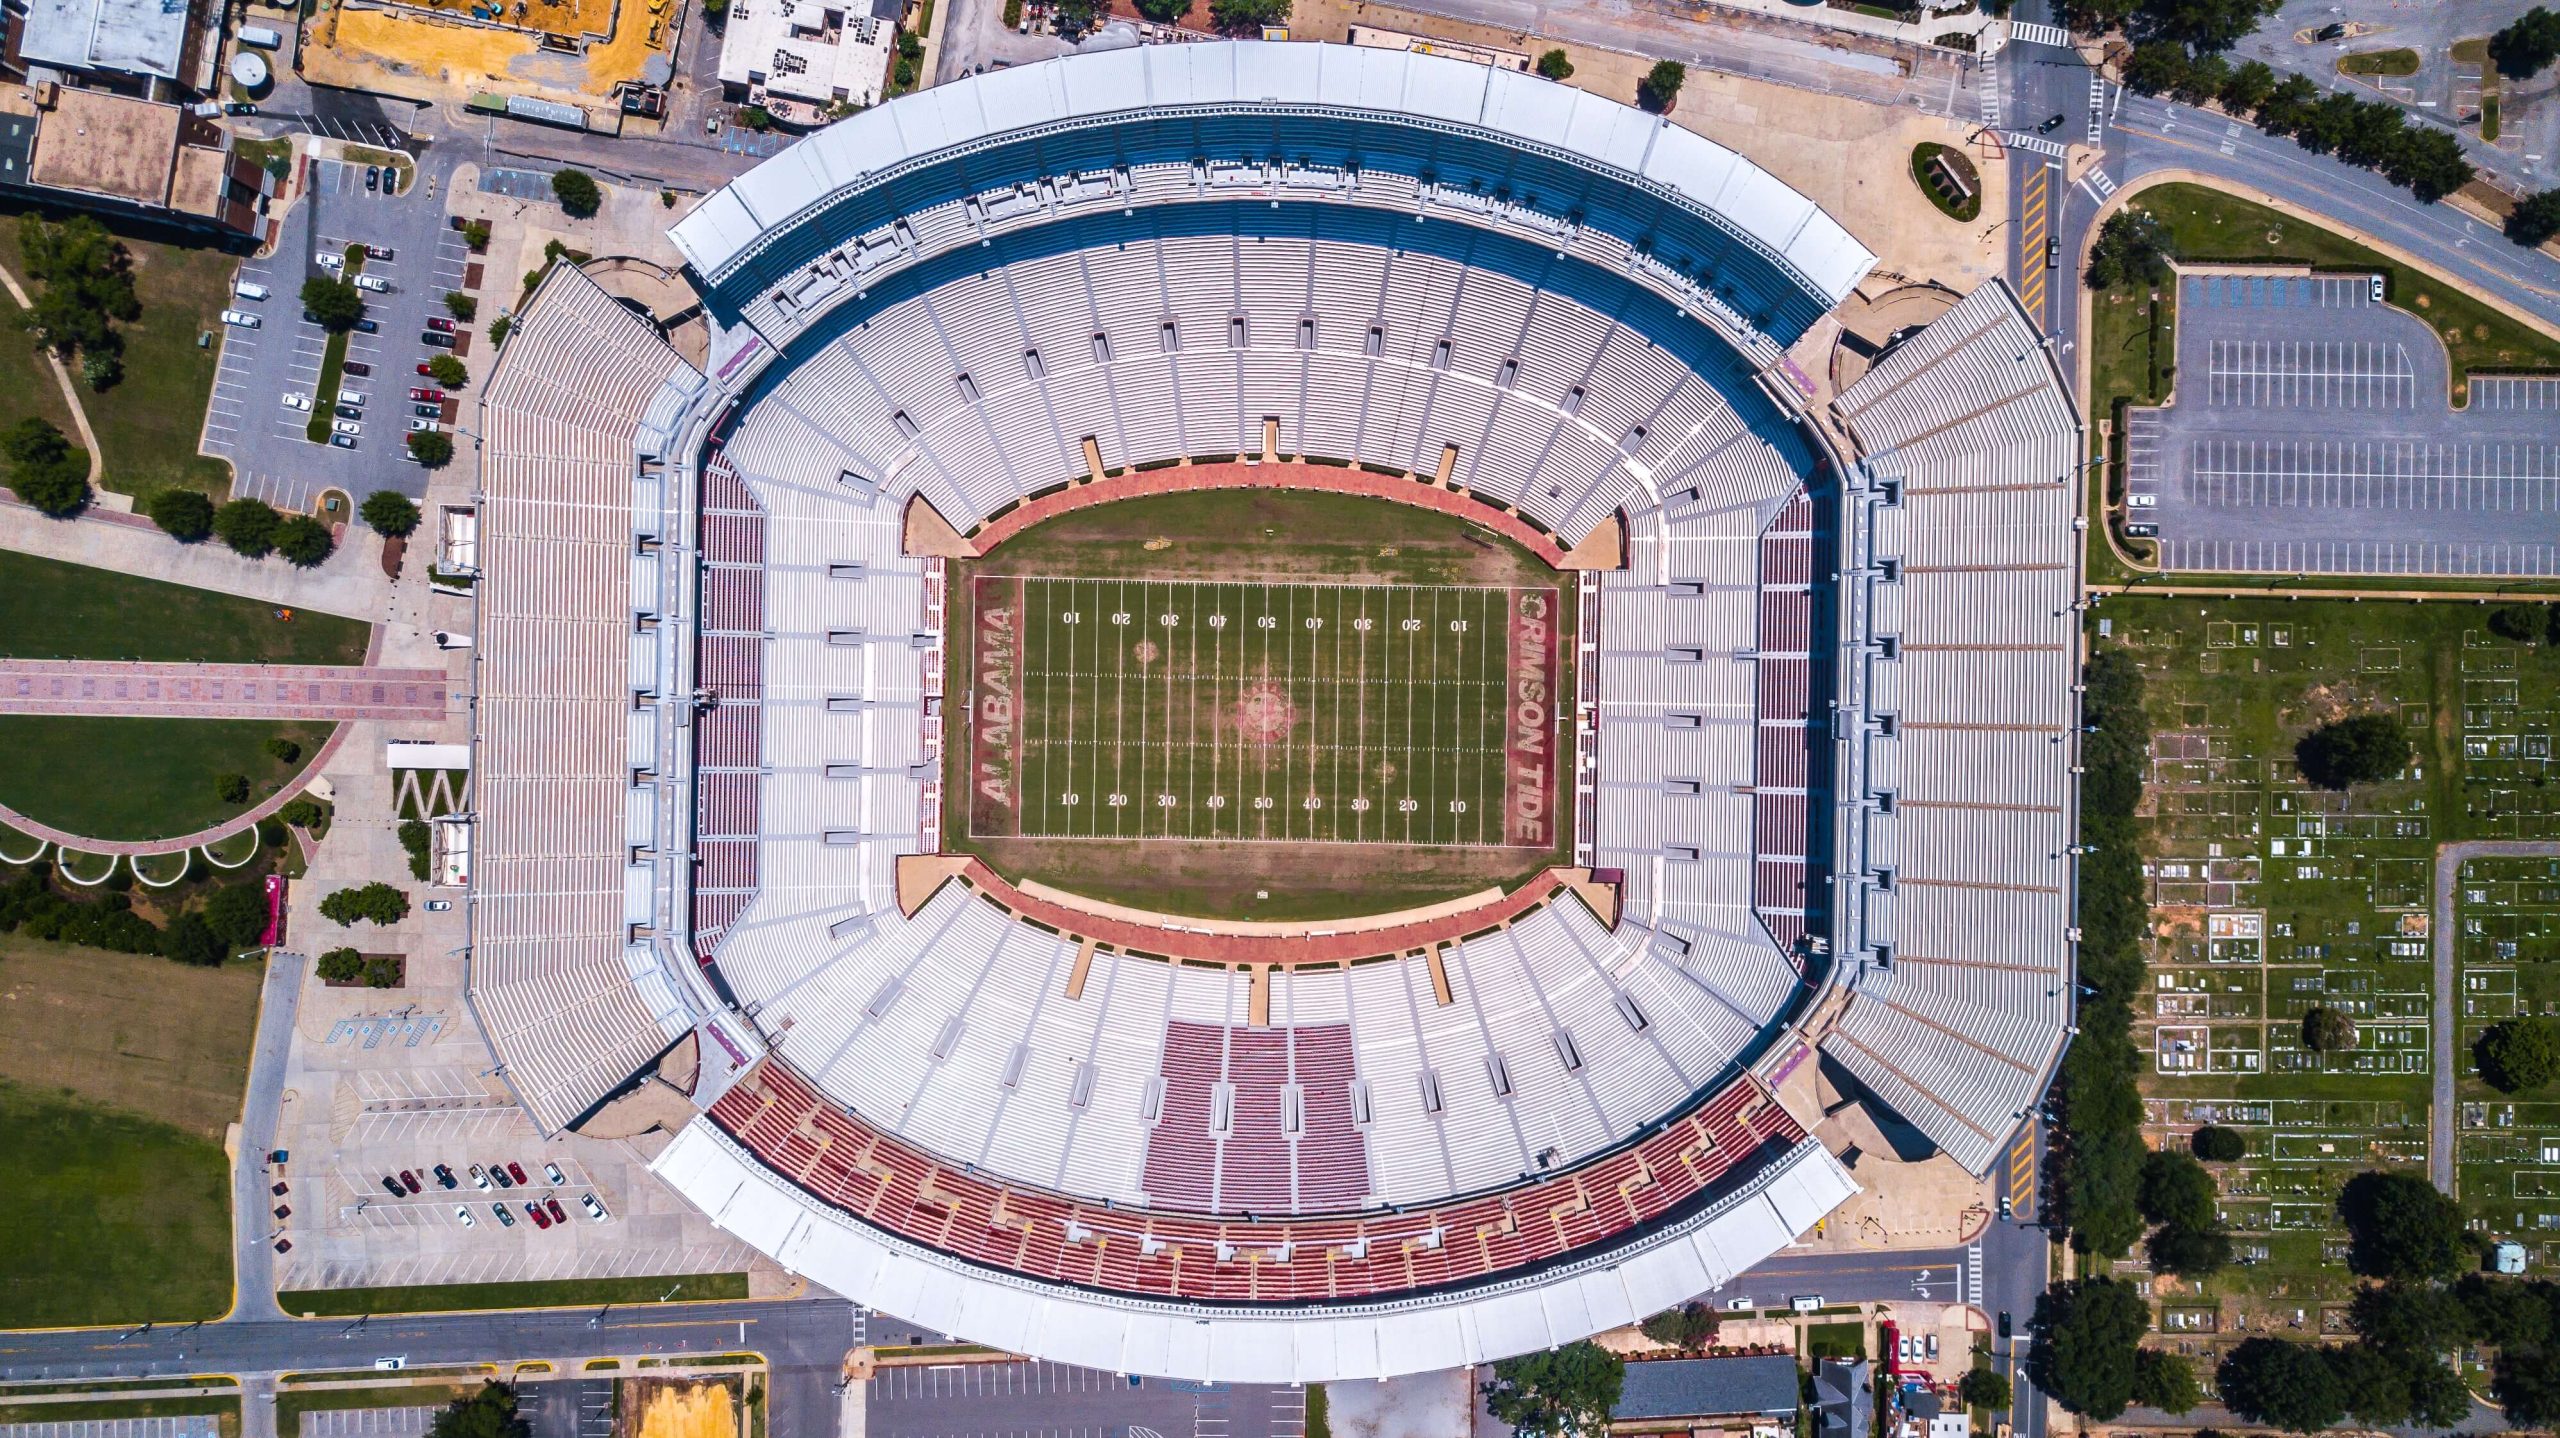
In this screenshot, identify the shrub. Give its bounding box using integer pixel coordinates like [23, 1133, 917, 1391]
[274, 514, 334, 568]
[215, 772, 251, 804]
[361, 489, 421, 538]
[1958, 1366, 2012, 1411]
[2491, 604, 2546, 642]
[318, 881, 409, 927]
[408, 431, 455, 467]
[488, 316, 512, 349]
[2190, 1124, 2246, 1161]
[552, 168, 602, 218]
[2295, 712, 2411, 789]
[316, 947, 364, 983]
[400, 818, 433, 881]
[265, 736, 302, 763]
[1638, 1301, 1717, 1352]
[1536, 48, 1573, 80]
[463, 218, 492, 251]
[144, 486, 215, 541]
[257, 816, 286, 848]
[162, 910, 225, 966]
[278, 796, 325, 830]
[202, 882, 271, 947]
[427, 354, 469, 389]
[214, 497, 282, 558]
[2302, 1004, 2358, 1052]
[1, 416, 89, 516]
[2478, 1016, 2560, 1092]
[443, 291, 478, 321]
[1636, 59, 1686, 113]
[363, 955, 401, 987]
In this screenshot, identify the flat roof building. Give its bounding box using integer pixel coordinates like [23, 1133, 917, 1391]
[1816, 1359, 1874, 1438]
[1614, 1356, 1804, 1428]
[714, 0, 895, 113]
[15, 0, 203, 88]
[0, 83, 269, 234]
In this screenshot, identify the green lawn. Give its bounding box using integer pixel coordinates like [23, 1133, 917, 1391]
[0, 300, 84, 454]
[2340, 47, 2421, 76]
[277, 1271, 753, 1316]
[0, 1078, 233, 1326]
[0, 550, 369, 663]
[0, 715, 333, 841]
[1806, 1321, 1865, 1360]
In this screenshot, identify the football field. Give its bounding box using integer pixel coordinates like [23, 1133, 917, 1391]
[964, 576, 1564, 848]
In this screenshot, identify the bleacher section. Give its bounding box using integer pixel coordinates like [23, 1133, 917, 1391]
[1824, 283, 2081, 1175]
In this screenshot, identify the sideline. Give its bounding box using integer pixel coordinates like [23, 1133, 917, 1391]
[2430, 840, 2560, 1195]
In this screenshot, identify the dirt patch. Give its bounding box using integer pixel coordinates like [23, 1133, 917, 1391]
[1229, 679, 1297, 746]
[622, 1377, 740, 1438]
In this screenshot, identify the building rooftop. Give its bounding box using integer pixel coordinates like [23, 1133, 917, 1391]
[1816, 1359, 1873, 1438]
[716, 0, 894, 109]
[1615, 1356, 1804, 1422]
[25, 84, 178, 206]
[18, 0, 192, 80]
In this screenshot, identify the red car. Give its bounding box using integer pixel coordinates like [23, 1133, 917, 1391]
[507, 1161, 528, 1185]
[544, 1197, 567, 1224]
[426, 316, 455, 333]
[410, 386, 440, 401]
[525, 1201, 551, 1229]
[399, 1170, 421, 1194]
[416, 361, 437, 376]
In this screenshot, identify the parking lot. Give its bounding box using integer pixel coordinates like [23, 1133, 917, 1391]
[2129, 272, 2560, 577]
[865, 1357, 1305, 1438]
[204, 153, 476, 510]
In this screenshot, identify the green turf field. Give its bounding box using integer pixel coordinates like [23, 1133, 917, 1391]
[966, 576, 1563, 849]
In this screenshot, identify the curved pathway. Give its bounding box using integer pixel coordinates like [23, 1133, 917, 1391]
[2431, 840, 2560, 1194]
[0, 258, 106, 489]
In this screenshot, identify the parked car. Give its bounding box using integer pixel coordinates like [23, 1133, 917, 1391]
[544, 1197, 567, 1224]
[331, 419, 362, 435]
[379, 1175, 404, 1198]
[282, 393, 310, 410]
[365, 165, 381, 192]
[335, 404, 364, 421]
[543, 1162, 567, 1186]
[224, 102, 258, 115]
[219, 308, 260, 328]
[454, 1206, 475, 1227]
[344, 360, 373, 378]
[469, 1163, 491, 1191]
[329, 433, 356, 449]
[1724, 1297, 1753, 1312]
[410, 386, 441, 401]
[398, 1170, 421, 1194]
[426, 315, 455, 333]
[316, 251, 343, 271]
[355, 274, 390, 293]
[416, 361, 438, 376]
[339, 387, 366, 406]
[425, 898, 453, 912]
[526, 1202, 551, 1230]
[492, 1203, 515, 1227]
[489, 1162, 514, 1188]
[234, 280, 271, 301]
[2125, 521, 2159, 538]
[507, 1161, 528, 1185]
[580, 1193, 609, 1221]
[355, 318, 380, 334]
[413, 403, 440, 419]
[410, 417, 438, 432]
[366, 244, 395, 261]
[422, 331, 454, 348]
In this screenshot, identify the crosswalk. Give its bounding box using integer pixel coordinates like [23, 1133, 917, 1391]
[1966, 1243, 1984, 1307]
[1979, 45, 2005, 128]
[2086, 74, 2110, 144]
[2078, 167, 2117, 204]
[2006, 130, 2070, 158]
[2009, 20, 2073, 46]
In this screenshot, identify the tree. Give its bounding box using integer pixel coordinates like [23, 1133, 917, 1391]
[488, 316, 513, 349]
[552, 169, 602, 218]
[2492, 604, 2547, 642]
[2295, 712, 2410, 789]
[2147, 1223, 2232, 1276]
[203, 883, 271, 948]
[1959, 1366, 2013, 1411]
[2138, 1148, 2220, 1228]
[2339, 1169, 2470, 1281]
[2139, 0, 2284, 54]
[215, 772, 251, 804]
[17, 214, 138, 367]
[2085, 211, 2172, 291]
[0, 416, 89, 516]
[2131, 1349, 2201, 1414]
[463, 218, 493, 251]
[2490, 7, 2560, 80]
[275, 514, 334, 568]
[266, 736, 301, 763]
[2302, 1005, 2358, 1052]
[443, 291, 478, 321]
[278, 797, 325, 830]
[2322, 1342, 2410, 1426]
[426, 1382, 531, 1438]
[2218, 58, 2277, 116]
[300, 275, 365, 333]
[408, 431, 455, 467]
[2121, 41, 2192, 96]
[2217, 1338, 2347, 1432]
[2382, 125, 2475, 204]
[428, 354, 469, 389]
[363, 954, 401, 987]
[318, 882, 410, 928]
[1537, 48, 1575, 81]
[1637, 59, 1686, 114]
[216, 499, 282, 559]
[2478, 1015, 2560, 1092]
[1481, 1342, 1624, 1438]
[317, 947, 365, 983]
[2459, 1274, 2553, 1349]
[144, 487, 215, 542]
[2510, 190, 2560, 248]
[2404, 1357, 2473, 1428]
[2498, 1339, 2560, 1425]
[162, 910, 226, 967]
[2349, 1280, 2471, 1359]
[2027, 1277, 2151, 1419]
[400, 818, 434, 881]
[1132, 0, 1187, 19]
[2191, 1124, 2246, 1161]
[1206, 0, 1287, 32]
[1639, 1302, 1718, 1352]
[361, 490, 422, 538]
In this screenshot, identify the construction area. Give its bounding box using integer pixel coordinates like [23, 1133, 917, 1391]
[299, 0, 682, 116]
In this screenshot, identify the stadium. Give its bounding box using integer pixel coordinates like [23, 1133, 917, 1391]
[466, 41, 2082, 1384]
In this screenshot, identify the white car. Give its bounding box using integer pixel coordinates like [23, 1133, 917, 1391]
[1724, 1297, 1753, 1312]
[375, 1357, 406, 1371]
[220, 309, 260, 328]
[354, 274, 390, 293]
[580, 1192, 609, 1221]
[543, 1162, 566, 1185]
[452, 1206, 474, 1227]
[409, 418, 439, 433]
[2128, 492, 2157, 508]
[316, 251, 343, 271]
[281, 393, 310, 410]
[331, 419, 362, 435]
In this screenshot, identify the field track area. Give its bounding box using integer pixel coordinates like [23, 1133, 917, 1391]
[966, 576, 1564, 848]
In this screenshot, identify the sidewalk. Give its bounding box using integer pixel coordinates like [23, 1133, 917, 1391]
[0, 498, 396, 622]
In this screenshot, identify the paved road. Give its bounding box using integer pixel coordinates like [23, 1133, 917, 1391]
[2247, 0, 2553, 195]
[2431, 841, 2560, 1193]
[0, 662, 448, 721]
[231, 952, 308, 1326]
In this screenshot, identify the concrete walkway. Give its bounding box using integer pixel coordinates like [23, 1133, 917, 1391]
[0, 499, 392, 622]
[0, 661, 449, 722]
[2430, 839, 2560, 1193]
